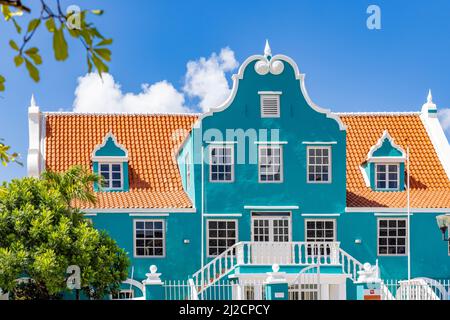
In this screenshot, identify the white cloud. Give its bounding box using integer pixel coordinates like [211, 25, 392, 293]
[72, 47, 239, 114]
[438, 108, 450, 135]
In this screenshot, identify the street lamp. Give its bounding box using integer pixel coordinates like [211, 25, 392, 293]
[436, 215, 450, 241]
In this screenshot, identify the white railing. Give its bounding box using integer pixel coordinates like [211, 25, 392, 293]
[191, 241, 363, 293]
[382, 278, 450, 300]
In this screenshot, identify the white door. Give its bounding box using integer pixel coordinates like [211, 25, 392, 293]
[251, 214, 291, 264]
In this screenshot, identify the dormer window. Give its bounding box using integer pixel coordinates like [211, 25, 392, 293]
[92, 131, 129, 192]
[364, 130, 406, 192]
[259, 91, 281, 118]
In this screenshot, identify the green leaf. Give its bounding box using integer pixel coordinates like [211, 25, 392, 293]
[87, 55, 93, 73]
[25, 47, 38, 55]
[25, 59, 40, 82]
[14, 55, 24, 67]
[25, 48, 42, 65]
[9, 40, 19, 51]
[0, 75, 5, 91]
[27, 19, 41, 33]
[93, 48, 111, 62]
[96, 38, 112, 46]
[45, 18, 56, 33]
[1, 4, 12, 21]
[53, 27, 68, 61]
[92, 53, 109, 74]
[12, 19, 22, 34]
[91, 9, 104, 15]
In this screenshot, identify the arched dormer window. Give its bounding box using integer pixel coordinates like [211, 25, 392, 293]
[362, 130, 406, 191]
[92, 131, 129, 192]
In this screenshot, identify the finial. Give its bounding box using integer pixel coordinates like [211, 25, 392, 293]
[30, 94, 36, 107]
[427, 89, 433, 103]
[264, 39, 272, 57]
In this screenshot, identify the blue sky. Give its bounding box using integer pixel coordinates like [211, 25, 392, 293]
[1, 0, 450, 181]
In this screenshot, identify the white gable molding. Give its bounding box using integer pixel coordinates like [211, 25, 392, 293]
[91, 131, 129, 161]
[359, 165, 371, 187]
[420, 95, 450, 180]
[366, 130, 406, 162]
[195, 53, 347, 131]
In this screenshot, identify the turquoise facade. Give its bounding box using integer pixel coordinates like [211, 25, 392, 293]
[83, 51, 450, 300]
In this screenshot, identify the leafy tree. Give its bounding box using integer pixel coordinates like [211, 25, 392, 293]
[0, 166, 130, 299]
[0, 138, 21, 166]
[1, 0, 112, 92]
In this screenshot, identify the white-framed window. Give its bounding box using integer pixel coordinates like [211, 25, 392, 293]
[112, 289, 134, 300]
[258, 145, 283, 183]
[185, 152, 191, 187]
[260, 94, 281, 118]
[99, 163, 123, 190]
[207, 220, 238, 257]
[134, 220, 165, 257]
[375, 163, 400, 190]
[209, 146, 234, 182]
[307, 146, 331, 183]
[377, 218, 407, 256]
[305, 219, 336, 242]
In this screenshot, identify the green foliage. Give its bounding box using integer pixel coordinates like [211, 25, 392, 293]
[0, 139, 21, 166]
[0, 167, 130, 299]
[0, 2, 112, 91]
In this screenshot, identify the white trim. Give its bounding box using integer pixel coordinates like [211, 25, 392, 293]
[251, 212, 292, 242]
[196, 54, 347, 131]
[301, 213, 341, 217]
[345, 207, 450, 213]
[206, 219, 239, 258]
[91, 131, 129, 160]
[260, 93, 281, 118]
[302, 141, 337, 145]
[209, 145, 235, 183]
[98, 162, 124, 190]
[129, 213, 170, 217]
[257, 91, 282, 95]
[366, 130, 406, 161]
[374, 163, 400, 191]
[306, 146, 332, 184]
[133, 219, 166, 258]
[374, 213, 413, 217]
[304, 218, 337, 242]
[83, 213, 97, 217]
[82, 208, 196, 213]
[367, 156, 406, 163]
[359, 166, 371, 187]
[92, 156, 129, 162]
[205, 141, 238, 144]
[258, 145, 284, 183]
[244, 205, 299, 210]
[254, 141, 288, 145]
[377, 217, 408, 257]
[204, 213, 242, 217]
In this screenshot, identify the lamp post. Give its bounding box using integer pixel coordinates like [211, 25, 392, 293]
[436, 215, 450, 241]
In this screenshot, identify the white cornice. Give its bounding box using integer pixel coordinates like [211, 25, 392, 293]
[366, 130, 406, 161]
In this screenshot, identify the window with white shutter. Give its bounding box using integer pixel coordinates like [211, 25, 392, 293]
[259, 92, 281, 118]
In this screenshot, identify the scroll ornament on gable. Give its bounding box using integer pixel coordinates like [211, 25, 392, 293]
[254, 40, 285, 76]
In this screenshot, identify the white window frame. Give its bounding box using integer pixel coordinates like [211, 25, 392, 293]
[99, 162, 123, 190]
[258, 145, 284, 183]
[375, 163, 400, 191]
[133, 219, 166, 258]
[260, 93, 281, 118]
[377, 218, 407, 256]
[185, 152, 191, 187]
[209, 145, 234, 183]
[111, 289, 134, 300]
[251, 212, 292, 242]
[306, 146, 332, 184]
[206, 219, 238, 258]
[304, 219, 337, 242]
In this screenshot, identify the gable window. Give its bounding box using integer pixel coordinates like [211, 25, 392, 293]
[210, 146, 234, 182]
[134, 220, 165, 257]
[307, 146, 331, 183]
[259, 145, 283, 183]
[99, 163, 122, 190]
[207, 220, 238, 257]
[259, 92, 281, 118]
[378, 218, 407, 256]
[375, 164, 399, 190]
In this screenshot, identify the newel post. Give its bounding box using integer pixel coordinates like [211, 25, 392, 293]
[142, 265, 164, 300]
[264, 264, 288, 300]
[355, 261, 381, 300]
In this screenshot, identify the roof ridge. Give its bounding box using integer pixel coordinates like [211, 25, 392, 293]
[337, 111, 420, 116]
[43, 111, 201, 116]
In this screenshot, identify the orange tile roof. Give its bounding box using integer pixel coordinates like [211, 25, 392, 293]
[45, 114, 198, 209]
[340, 113, 450, 208]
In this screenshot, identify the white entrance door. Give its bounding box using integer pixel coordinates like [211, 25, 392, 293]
[251, 213, 292, 264]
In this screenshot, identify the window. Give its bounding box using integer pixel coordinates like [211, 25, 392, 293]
[112, 290, 134, 300]
[207, 220, 237, 257]
[375, 164, 399, 190]
[378, 218, 407, 256]
[259, 146, 283, 182]
[307, 147, 331, 183]
[99, 163, 122, 189]
[185, 152, 191, 186]
[210, 146, 234, 182]
[305, 219, 336, 242]
[288, 284, 319, 300]
[134, 220, 165, 257]
[260, 94, 280, 118]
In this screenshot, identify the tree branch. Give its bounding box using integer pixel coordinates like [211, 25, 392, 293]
[0, 0, 31, 13]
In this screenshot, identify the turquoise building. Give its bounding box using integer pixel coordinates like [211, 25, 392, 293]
[26, 43, 450, 300]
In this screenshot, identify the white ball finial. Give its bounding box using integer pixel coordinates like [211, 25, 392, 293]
[150, 265, 158, 274]
[272, 263, 280, 273]
[264, 39, 272, 57]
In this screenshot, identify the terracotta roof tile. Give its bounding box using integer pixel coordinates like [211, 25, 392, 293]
[340, 114, 450, 208]
[45, 114, 198, 209]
